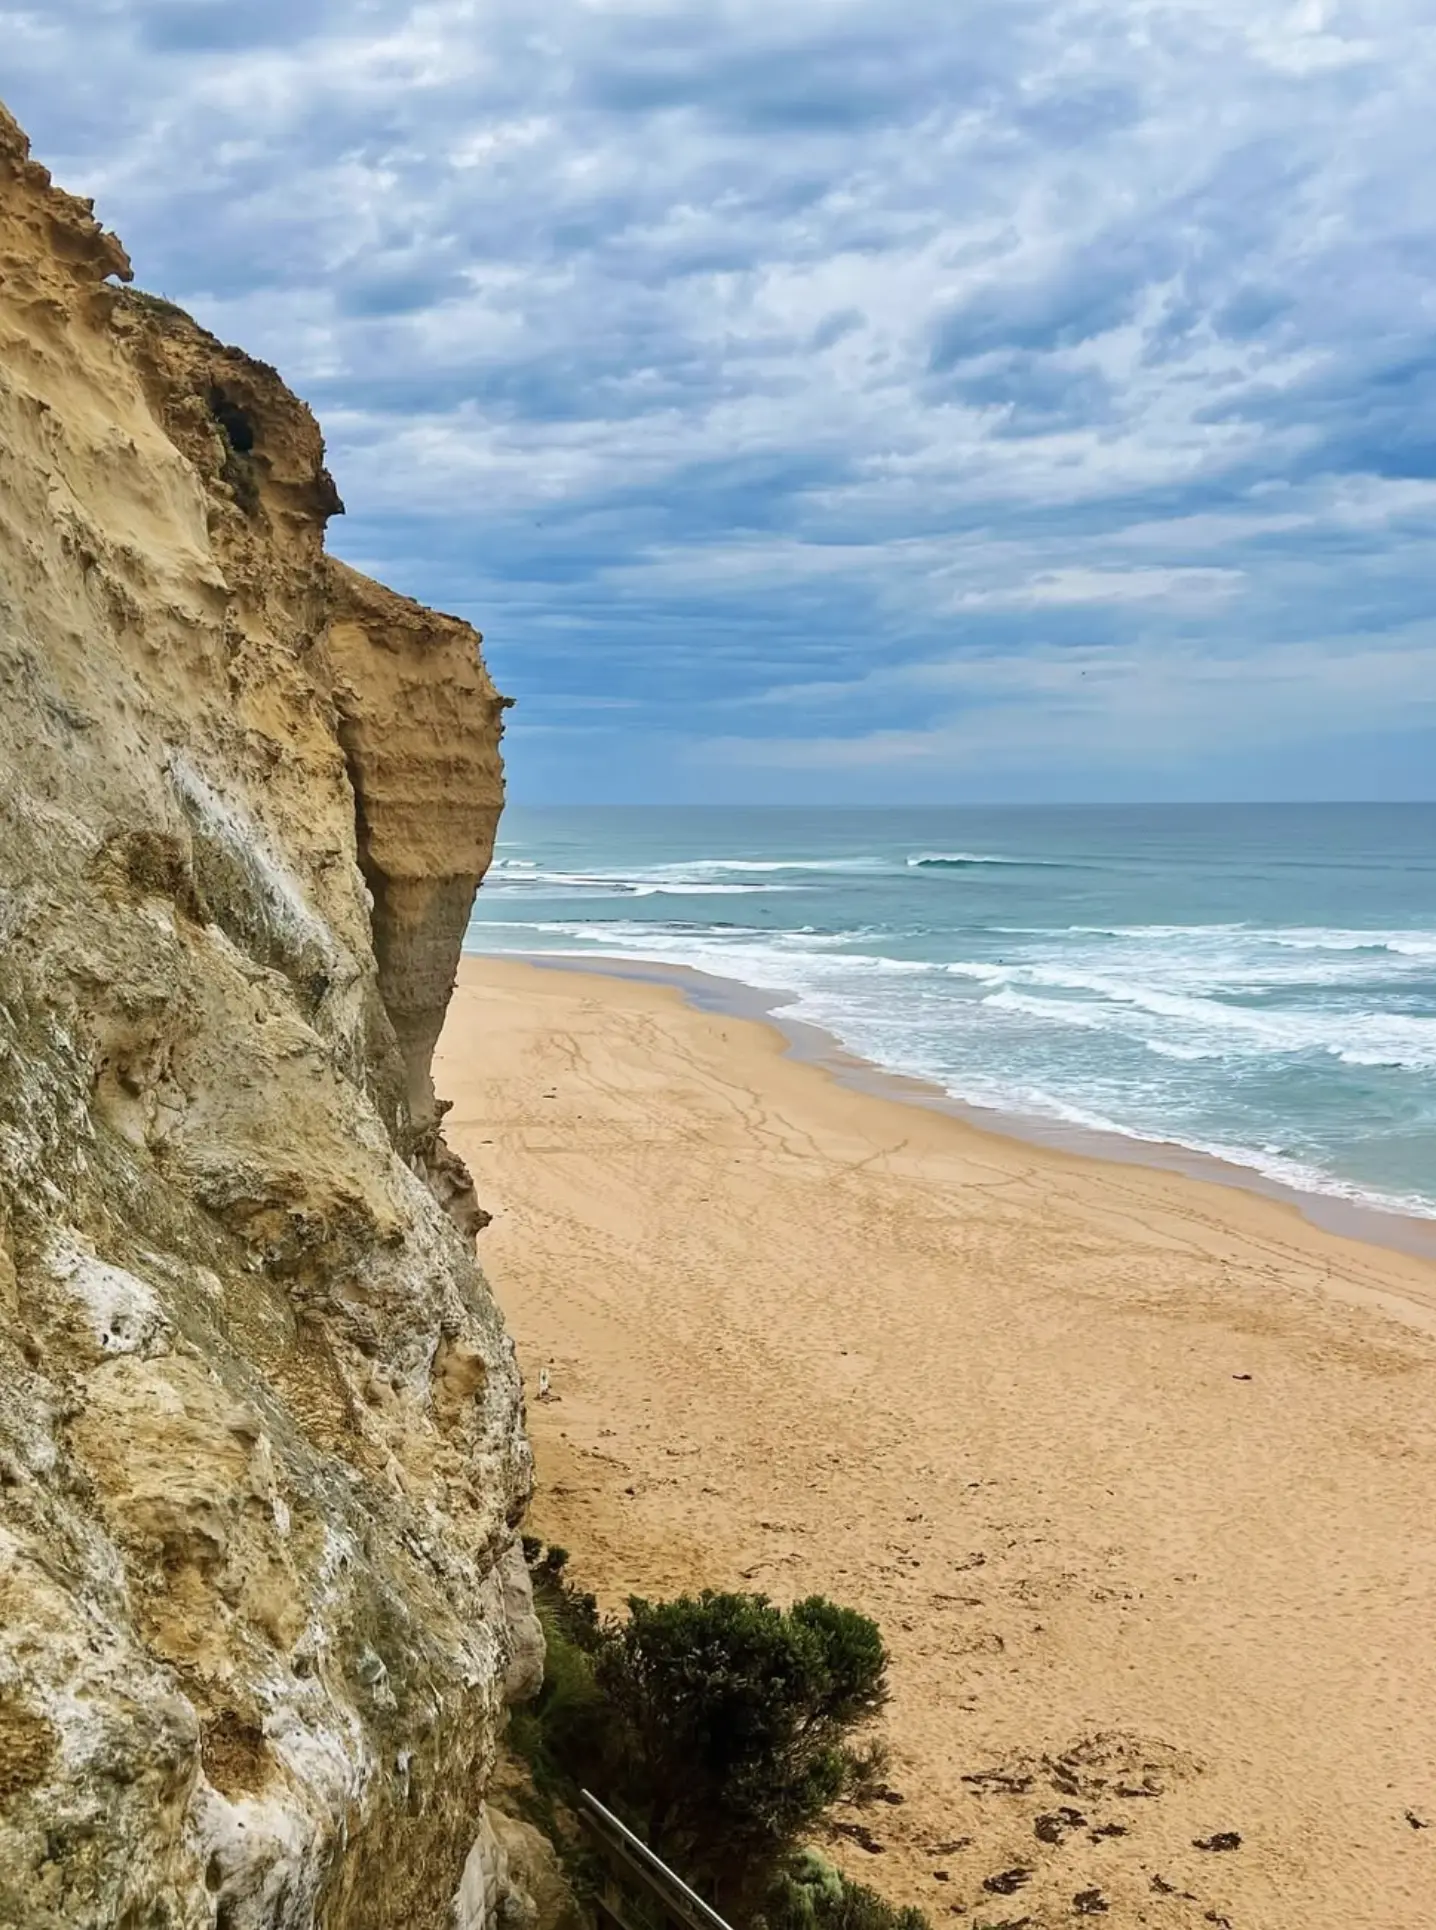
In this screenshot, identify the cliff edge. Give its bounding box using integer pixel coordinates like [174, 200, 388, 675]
[0, 103, 539, 1929]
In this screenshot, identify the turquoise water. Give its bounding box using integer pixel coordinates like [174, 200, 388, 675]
[465, 806, 1436, 1221]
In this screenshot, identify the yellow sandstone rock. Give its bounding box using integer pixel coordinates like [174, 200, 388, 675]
[0, 101, 537, 1929]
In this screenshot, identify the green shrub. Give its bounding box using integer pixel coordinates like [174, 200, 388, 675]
[594, 1589, 888, 1911]
[762, 1849, 845, 1926]
[534, 1545, 603, 1651]
[508, 1598, 606, 1799]
[516, 1546, 906, 1921]
[762, 1852, 930, 1930]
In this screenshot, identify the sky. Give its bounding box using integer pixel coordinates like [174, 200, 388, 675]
[4, 0, 1435, 803]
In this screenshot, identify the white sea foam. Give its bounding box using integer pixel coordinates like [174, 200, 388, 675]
[482, 867, 802, 898]
[1060, 921, 1436, 964]
[980, 986, 1111, 1030]
[937, 1078, 1436, 1221]
[653, 857, 889, 875]
[481, 916, 1436, 1059]
[954, 960, 1436, 1070]
[484, 854, 901, 899]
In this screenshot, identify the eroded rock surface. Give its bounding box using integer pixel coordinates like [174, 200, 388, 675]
[0, 102, 535, 1929]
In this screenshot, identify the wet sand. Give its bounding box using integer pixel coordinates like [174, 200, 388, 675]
[439, 955, 1436, 1927]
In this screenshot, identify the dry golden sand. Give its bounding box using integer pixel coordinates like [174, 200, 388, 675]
[439, 956, 1436, 1929]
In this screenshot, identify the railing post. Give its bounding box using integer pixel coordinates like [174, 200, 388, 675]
[577, 1791, 737, 1930]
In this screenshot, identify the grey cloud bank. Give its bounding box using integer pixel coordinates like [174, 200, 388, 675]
[6, 0, 1434, 800]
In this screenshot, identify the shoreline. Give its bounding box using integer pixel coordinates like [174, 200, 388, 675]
[438, 955, 1436, 1924]
[467, 945, 1436, 1273]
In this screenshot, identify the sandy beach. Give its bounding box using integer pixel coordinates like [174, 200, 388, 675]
[439, 955, 1436, 1928]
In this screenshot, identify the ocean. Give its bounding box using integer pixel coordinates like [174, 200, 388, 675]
[464, 805, 1436, 1225]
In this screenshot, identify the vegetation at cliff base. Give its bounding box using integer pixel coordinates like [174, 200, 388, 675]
[514, 1542, 928, 1928]
[765, 1851, 930, 1930]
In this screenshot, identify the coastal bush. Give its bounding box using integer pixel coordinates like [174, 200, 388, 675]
[761, 1850, 930, 1930]
[516, 1544, 913, 1920]
[507, 1546, 606, 1797]
[596, 1589, 889, 1905]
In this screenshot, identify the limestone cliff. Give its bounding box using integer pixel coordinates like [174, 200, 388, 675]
[0, 103, 539, 1929]
[326, 562, 509, 1241]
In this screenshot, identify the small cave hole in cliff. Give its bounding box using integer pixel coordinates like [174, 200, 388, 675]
[209, 387, 261, 515]
[209, 387, 255, 453]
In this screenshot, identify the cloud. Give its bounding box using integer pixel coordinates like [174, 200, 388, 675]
[703, 621, 1436, 772]
[948, 567, 1243, 608]
[2, 0, 1434, 799]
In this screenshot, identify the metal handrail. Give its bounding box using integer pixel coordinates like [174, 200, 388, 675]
[578, 1790, 736, 1930]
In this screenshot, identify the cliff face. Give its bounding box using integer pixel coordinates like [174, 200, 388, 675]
[326, 561, 509, 1240]
[0, 104, 538, 1930]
